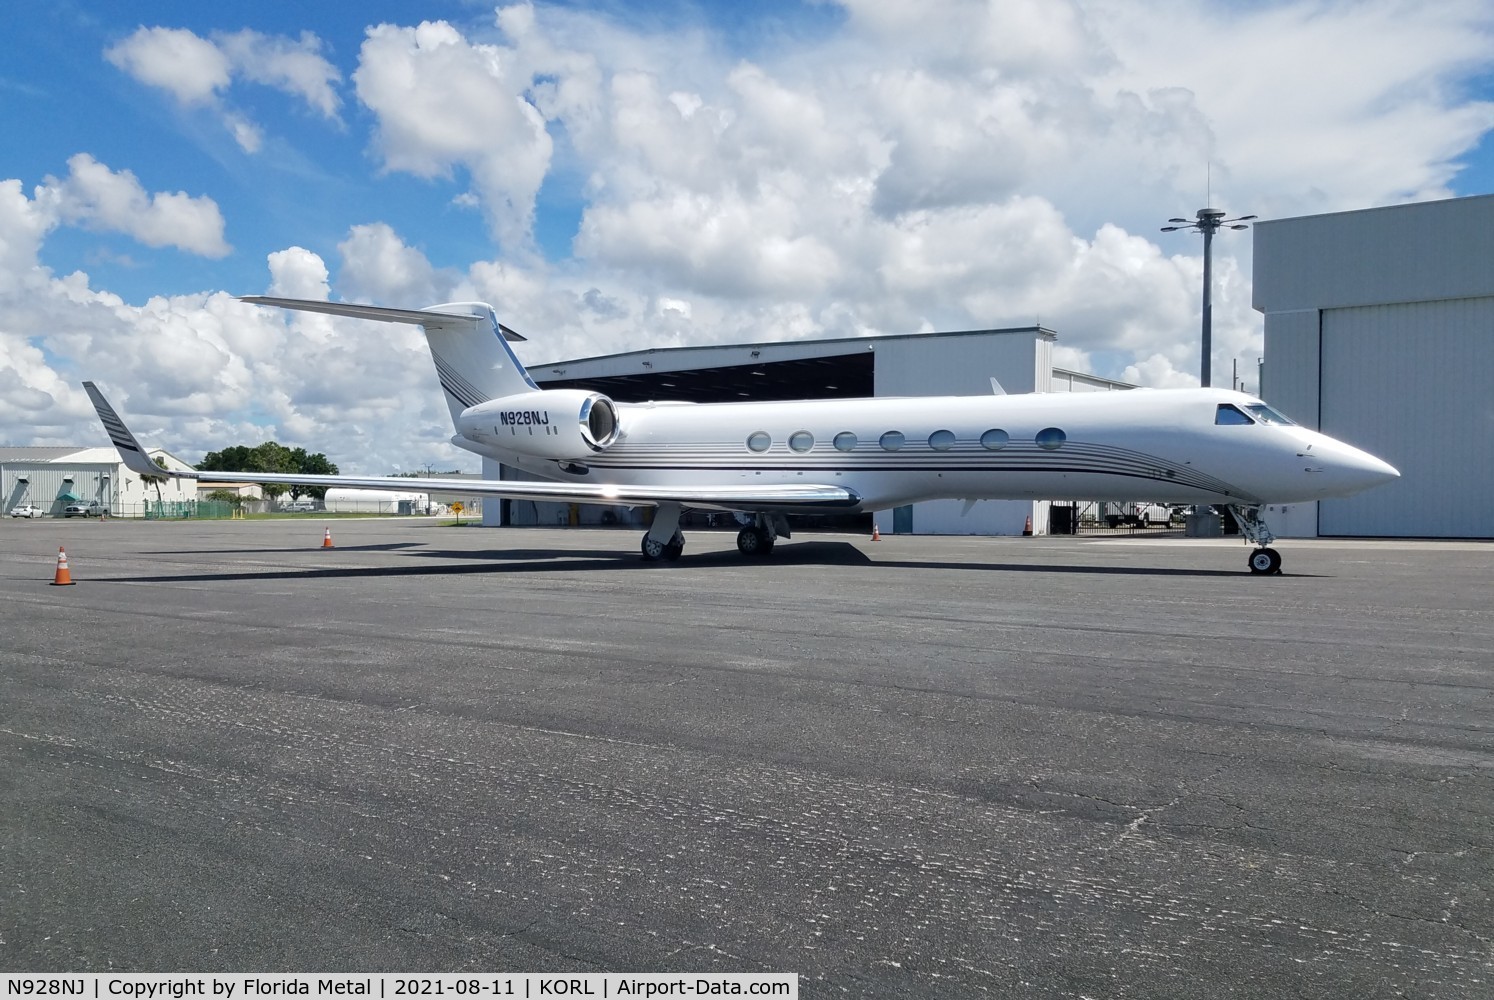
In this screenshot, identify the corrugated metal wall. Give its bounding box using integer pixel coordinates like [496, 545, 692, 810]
[1254, 195, 1494, 312]
[1319, 299, 1494, 537]
[1260, 310, 1321, 429]
[3, 460, 198, 516]
[3, 467, 111, 514]
[873, 330, 1051, 397]
[1256, 195, 1494, 538]
[1258, 309, 1324, 537]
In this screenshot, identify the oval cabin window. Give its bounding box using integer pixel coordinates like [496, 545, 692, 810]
[1035, 427, 1066, 450]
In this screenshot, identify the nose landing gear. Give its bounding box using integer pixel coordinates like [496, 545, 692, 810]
[1227, 504, 1284, 575]
[1247, 546, 1282, 575]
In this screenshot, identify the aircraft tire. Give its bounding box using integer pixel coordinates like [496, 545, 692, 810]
[736, 527, 761, 556]
[736, 526, 774, 557]
[641, 534, 665, 561]
[663, 538, 684, 561]
[1248, 547, 1282, 575]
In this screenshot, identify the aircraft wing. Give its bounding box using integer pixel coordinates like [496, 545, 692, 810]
[149, 468, 857, 511]
[82, 381, 857, 512]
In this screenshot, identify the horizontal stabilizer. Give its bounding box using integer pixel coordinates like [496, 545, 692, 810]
[240, 296, 526, 341]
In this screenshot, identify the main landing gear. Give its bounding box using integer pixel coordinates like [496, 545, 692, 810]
[736, 512, 790, 558]
[1227, 504, 1282, 575]
[736, 524, 774, 556]
[638, 507, 791, 562]
[640, 502, 685, 562]
[641, 532, 684, 561]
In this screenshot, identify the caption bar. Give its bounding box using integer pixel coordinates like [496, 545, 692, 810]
[4, 976, 796, 1000]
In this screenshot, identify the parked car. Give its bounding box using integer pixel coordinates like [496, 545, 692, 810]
[280, 500, 318, 512]
[1103, 502, 1173, 528]
[8, 503, 42, 518]
[62, 501, 108, 517]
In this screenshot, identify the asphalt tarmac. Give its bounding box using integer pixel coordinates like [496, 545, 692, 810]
[2, 518, 1490, 997]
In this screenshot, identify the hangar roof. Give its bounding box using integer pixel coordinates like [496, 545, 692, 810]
[0, 447, 85, 462]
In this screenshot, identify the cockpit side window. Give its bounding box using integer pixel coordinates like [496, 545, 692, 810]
[1215, 403, 1254, 425]
[1244, 403, 1295, 426]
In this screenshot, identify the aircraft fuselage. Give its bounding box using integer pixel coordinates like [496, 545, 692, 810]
[458, 386, 1396, 512]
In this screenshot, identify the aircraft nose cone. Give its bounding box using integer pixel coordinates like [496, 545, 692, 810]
[1322, 441, 1399, 495]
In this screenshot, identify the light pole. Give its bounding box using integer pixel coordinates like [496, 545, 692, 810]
[1162, 207, 1256, 387]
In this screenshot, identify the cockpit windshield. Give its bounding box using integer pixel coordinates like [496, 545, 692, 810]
[1243, 403, 1295, 426]
[1215, 403, 1253, 425]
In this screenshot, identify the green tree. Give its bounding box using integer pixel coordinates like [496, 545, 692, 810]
[286, 447, 338, 499]
[143, 453, 168, 505]
[199, 441, 340, 503]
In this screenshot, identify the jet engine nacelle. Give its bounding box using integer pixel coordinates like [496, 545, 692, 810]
[458, 389, 621, 460]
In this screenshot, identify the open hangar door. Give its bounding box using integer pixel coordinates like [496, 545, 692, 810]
[1319, 298, 1494, 537]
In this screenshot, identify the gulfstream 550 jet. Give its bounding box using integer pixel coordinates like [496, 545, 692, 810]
[85, 296, 1399, 574]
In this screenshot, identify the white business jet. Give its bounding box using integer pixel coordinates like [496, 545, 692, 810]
[84, 296, 1399, 574]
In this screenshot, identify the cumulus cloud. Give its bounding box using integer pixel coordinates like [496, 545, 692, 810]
[353, 20, 552, 252]
[34, 154, 230, 258]
[105, 26, 231, 106]
[475, 0, 1493, 379]
[216, 29, 342, 118]
[106, 25, 341, 152]
[336, 223, 448, 305]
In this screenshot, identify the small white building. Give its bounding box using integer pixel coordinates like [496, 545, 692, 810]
[196, 481, 264, 501]
[1, 446, 196, 517]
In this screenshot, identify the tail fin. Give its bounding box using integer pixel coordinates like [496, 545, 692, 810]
[82, 381, 173, 479]
[240, 296, 538, 426]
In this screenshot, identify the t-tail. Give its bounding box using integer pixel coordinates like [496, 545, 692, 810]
[239, 296, 538, 427]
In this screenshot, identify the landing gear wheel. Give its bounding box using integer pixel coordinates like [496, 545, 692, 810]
[736, 526, 774, 557]
[642, 533, 684, 562]
[1248, 547, 1282, 575]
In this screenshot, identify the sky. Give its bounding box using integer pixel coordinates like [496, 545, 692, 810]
[3, 0, 1493, 474]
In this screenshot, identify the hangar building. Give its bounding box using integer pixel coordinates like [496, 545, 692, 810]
[1254, 194, 1494, 539]
[1, 446, 196, 517]
[482, 326, 1131, 535]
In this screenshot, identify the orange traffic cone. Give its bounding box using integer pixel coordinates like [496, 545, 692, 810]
[871, 523, 881, 541]
[51, 546, 75, 586]
[1022, 515, 1033, 536]
[321, 527, 334, 549]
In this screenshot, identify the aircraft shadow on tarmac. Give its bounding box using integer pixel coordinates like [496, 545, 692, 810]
[108, 539, 1282, 584]
[140, 542, 428, 555]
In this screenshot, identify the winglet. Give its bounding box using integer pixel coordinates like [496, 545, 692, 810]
[82, 381, 172, 479]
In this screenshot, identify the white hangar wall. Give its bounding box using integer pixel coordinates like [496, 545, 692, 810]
[1254, 195, 1494, 538]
